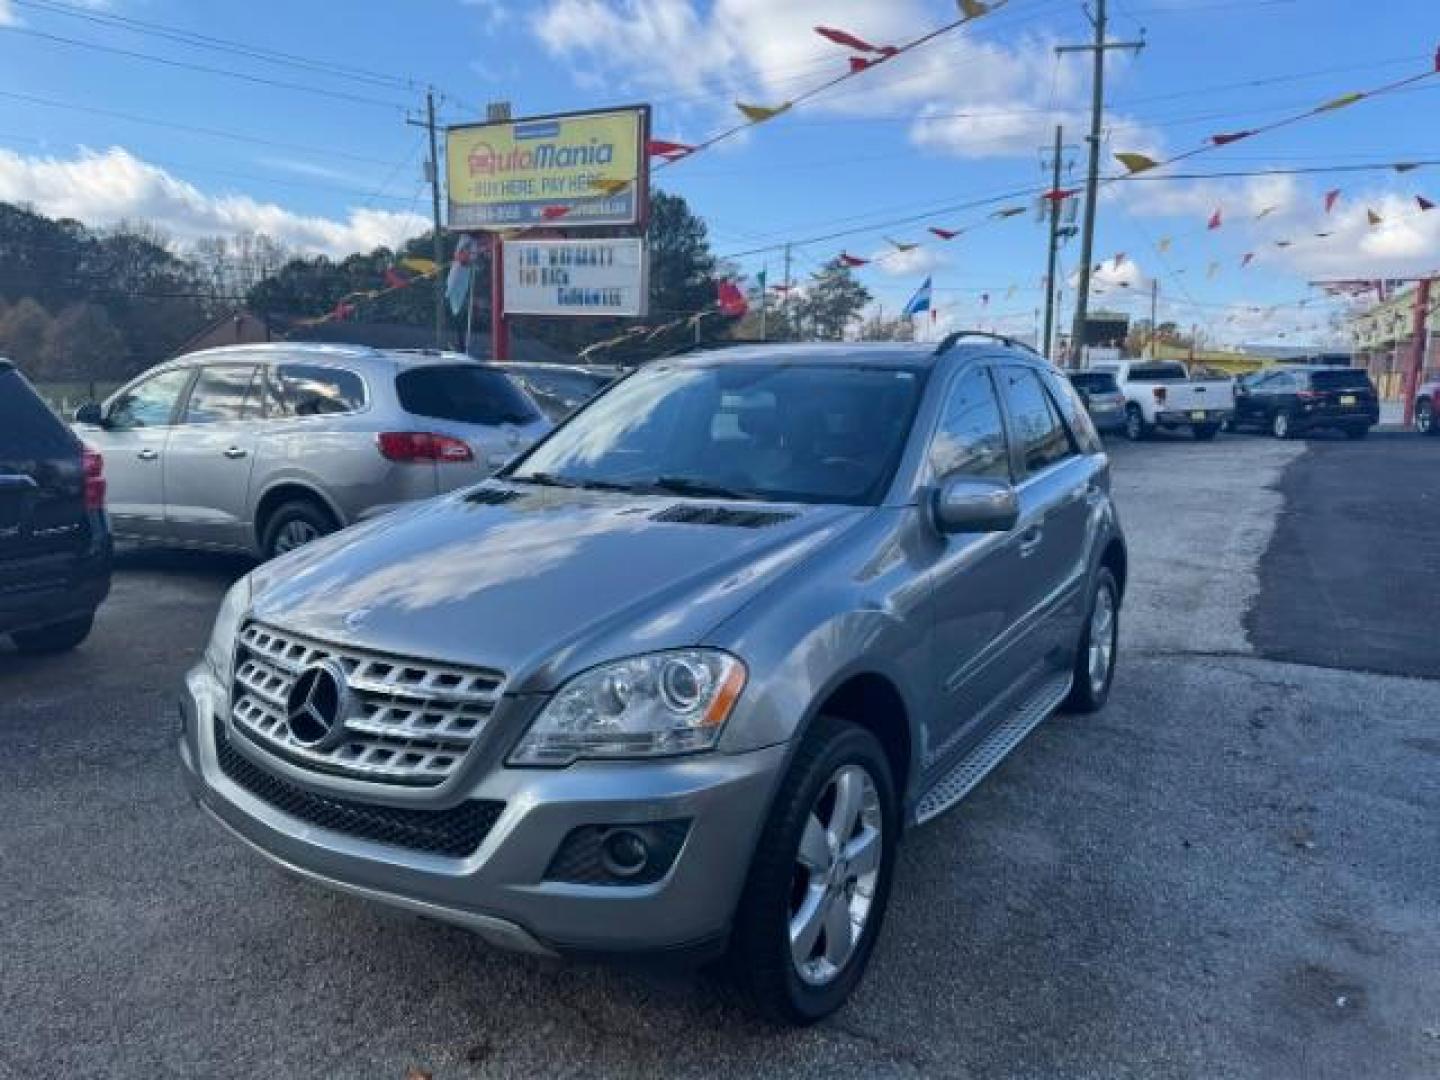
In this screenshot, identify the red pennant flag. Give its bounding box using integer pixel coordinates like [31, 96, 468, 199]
[838, 252, 870, 267]
[1324, 189, 1341, 213]
[541, 205, 571, 221]
[716, 280, 748, 318]
[1418, 195, 1436, 211]
[647, 138, 695, 159]
[383, 267, 409, 290]
[928, 227, 960, 240]
[1208, 208, 1223, 230]
[1210, 130, 1255, 146]
[815, 26, 881, 52]
[1043, 188, 1079, 202]
[848, 57, 874, 73]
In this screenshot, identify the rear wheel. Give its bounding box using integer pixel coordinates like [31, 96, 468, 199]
[1417, 398, 1436, 436]
[1124, 404, 1150, 442]
[260, 499, 337, 560]
[1271, 410, 1294, 440]
[1193, 423, 1221, 441]
[1063, 568, 1119, 714]
[729, 716, 898, 1025]
[11, 613, 95, 654]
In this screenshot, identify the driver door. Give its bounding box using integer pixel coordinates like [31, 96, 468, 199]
[79, 367, 194, 541]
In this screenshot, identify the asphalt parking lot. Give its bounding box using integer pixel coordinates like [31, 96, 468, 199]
[2, 432, 1437, 1080]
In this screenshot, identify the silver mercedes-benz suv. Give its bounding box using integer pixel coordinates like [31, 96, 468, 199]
[75, 344, 551, 559]
[180, 336, 1127, 1023]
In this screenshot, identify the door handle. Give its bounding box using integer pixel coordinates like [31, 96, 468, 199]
[223, 447, 249, 459]
[136, 448, 159, 461]
[1018, 525, 1044, 557]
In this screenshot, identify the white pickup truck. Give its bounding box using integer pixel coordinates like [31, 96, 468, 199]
[1090, 359, 1235, 442]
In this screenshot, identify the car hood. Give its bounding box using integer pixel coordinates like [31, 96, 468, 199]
[248, 486, 864, 692]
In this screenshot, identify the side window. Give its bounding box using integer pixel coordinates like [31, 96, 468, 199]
[927, 367, 1011, 481]
[997, 367, 1076, 476]
[1041, 368, 1101, 454]
[107, 368, 193, 429]
[181, 365, 259, 424]
[274, 364, 366, 417]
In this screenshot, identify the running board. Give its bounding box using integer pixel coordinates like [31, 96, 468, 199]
[914, 672, 1073, 825]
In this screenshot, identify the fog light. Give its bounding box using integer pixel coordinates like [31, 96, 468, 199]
[601, 829, 650, 878]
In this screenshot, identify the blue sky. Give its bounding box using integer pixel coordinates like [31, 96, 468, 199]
[0, 0, 1436, 346]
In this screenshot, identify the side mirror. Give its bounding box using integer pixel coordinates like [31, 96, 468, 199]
[931, 476, 1019, 535]
[74, 401, 104, 426]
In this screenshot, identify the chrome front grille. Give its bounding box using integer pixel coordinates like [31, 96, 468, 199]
[230, 621, 505, 786]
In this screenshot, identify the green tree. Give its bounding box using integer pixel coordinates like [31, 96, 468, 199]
[0, 297, 55, 376]
[799, 259, 871, 340]
[40, 303, 127, 380]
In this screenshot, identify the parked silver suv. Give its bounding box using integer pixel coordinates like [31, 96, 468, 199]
[180, 337, 1127, 1023]
[75, 344, 551, 559]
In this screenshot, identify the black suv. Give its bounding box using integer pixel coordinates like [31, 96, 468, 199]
[1, 359, 112, 653]
[1232, 365, 1380, 440]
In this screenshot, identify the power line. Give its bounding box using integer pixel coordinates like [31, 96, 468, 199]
[0, 24, 412, 111]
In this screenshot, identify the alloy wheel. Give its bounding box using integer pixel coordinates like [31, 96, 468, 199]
[1419, 401, 1434, 435]
[1088, 582, 1118, 695]
[789, 763, 883, 987]
[273, 519, 320, 554]
[1273, 412, 1290, 439]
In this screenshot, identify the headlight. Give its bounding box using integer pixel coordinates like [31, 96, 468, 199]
[204, 575, 252, 684]
[509, 650, 747, 766]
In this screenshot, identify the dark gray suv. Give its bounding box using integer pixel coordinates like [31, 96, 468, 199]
[180, 336, 1127, 1023]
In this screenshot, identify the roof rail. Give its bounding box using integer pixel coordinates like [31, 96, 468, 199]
[932, 330, 1042, 358]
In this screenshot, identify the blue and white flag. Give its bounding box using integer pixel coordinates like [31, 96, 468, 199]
[902, 276, 932, 317]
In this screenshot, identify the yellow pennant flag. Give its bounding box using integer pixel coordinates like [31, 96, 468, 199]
[1157, 237, 1172, 253]
[958, 0, 992, 17]
[884, 236, 918, 252]
[736, 101, 792, 123]
[1366, 209, 1383, 226]
[992, 206, 1026, 219]
[1115, 152, 1159, 175]
[400, 257, 438, 275]
[1315, 92, 1364, 113]
[590, 177, 631, 196]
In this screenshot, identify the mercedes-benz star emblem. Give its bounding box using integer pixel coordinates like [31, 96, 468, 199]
[284, 660, 351, 750]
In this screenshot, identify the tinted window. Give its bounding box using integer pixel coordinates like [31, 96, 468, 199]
[183, 365, 259, 424]
[928, 368, 1010, 481]
[1044, 369, 1102, 454]
[1127, 363, 1189, 381]
[275, 364, 366, 416]
[0, 367, 75, 457]
[514, 367, 609, 403]
[396, 366, 541, 425]
[997, 368, 1075, 475]
[1310, 369, 1373, 391]
[1069, 372, 1119, 393]
[108, 368, 192, 429]
[510, 362, 922, 506]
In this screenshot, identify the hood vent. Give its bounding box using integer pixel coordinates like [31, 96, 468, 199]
[651, 504, 796, 529]
[466, 487, 522, 506]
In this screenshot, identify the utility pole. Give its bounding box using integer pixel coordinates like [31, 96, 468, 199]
[782, 243, 793, 340]
[1042, 125, 1064, 359]
[408, 88, 448, 347]
[759, 261, 768, 340]
[1058, 2, 1143, 368]
[1149, 276, 1159, 356]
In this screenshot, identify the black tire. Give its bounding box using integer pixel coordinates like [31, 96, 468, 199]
[11, 613, 95, 654]
[1417, 398, 1436, 437]
[729, 716, 899, 1025]
[1193, 423, 1221, 441]
[1123, 404, 1150, 442]
[259, 498, 337, 560]
[1271, 410, 1295, 440]
[1063, 567, 1120, 714]
[1343, 425, 1369, 440]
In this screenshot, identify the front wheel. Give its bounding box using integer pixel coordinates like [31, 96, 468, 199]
[260, 499, 337, 560]
[729, 716, 899, 1025]
[1063, 567, 1120, 714]
[1417, 398, 1436, 436]
[1271, 410, 1294, 440]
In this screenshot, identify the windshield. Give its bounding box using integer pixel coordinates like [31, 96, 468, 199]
[507, 361, 923, 505]
[395, 365, 541, 426]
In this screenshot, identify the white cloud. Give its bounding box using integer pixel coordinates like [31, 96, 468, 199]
[0, 1, 17, 26]
[870, 245, 946, 276]
[462, 0, 509, 34]
[0, 146, 428, 257]
[528, 0, 1160, 159]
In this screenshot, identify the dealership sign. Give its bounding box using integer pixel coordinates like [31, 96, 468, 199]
[502, 239, 648, 318]
[447, 106, 649, 229]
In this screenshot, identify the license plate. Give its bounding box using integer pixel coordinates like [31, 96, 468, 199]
[1190, 410, 1207, 421]
[1340, 394, 1357, 406]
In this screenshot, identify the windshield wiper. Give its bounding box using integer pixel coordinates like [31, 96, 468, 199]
[643, 476, 760, 501]
[513, 472, 632, 492]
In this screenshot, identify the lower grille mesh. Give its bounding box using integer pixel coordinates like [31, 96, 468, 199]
[215, 724, 504, 858]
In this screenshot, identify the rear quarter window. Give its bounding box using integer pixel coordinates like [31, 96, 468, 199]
[1127, 363, 1189, 381]
[1310, 369, 1373, 391]
[0, 367, 77, 457]
[274, 363, 367, 416]
[396, 365, 542, 426]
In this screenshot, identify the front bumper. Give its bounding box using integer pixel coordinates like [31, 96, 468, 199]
[178, 664, 785, 959]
